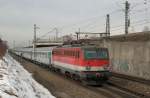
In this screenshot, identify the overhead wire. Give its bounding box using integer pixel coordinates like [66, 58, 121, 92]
[110, 19, 150, 32]
[34, 0, 150, 41]
[58, 8, 124, 31]
[78, 9, 123, 30]
[38, 1, 149, 37]
[37, 28, 56, 40]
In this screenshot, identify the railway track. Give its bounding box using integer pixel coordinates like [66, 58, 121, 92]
[109, 73, 150, 98]
[51, 70, 141, 98]
[107, 81, 150, 98]
[82, 83, 141, 98]
[111, 72, 150, 85]
[10, 52, 149, 98]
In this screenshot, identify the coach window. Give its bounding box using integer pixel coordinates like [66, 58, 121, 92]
[63, 51, 65, 56]
[59, 50, 61, 55]
[69, 51, 72, 56]
[43, 53, 45, 57]
[74, 51, 76, 58]
[68, 51, 70, 56]
[39, 52, 41, 57]
[55, 50, 57, 55]
[40, 53, 42, 58]
[45, 53, 47, 58]
[63, 51, 64, 55]
[75, 51, 78, 58]
[60, 50, 62, 55]
[71, 51, 73, 56]
[57, 50, 59, 55]
[75, 52, 77, 57]
[72, 51, 74, 57]
[65, 51, 68, 56]
[77, 51, 79, 58]
[74, 51, 75, 57]
[72, 51, 73, 56]
[67, 51, 69, 56]
[55, 51, 57, 55]
[56, 50, 58, 55]
[65, 51, 67, 56]
[59, 51, 61, 55]
[41, 53, 43, 57]
[64, 51, 66, 56]
[76, 51, 78, 58]
[57, 50, 58, 55]
[42, 53, 44, 58]
[69, 51, 71, 56]
[73, 51, 75, 57]
[54, 51, 56, 55]
[57, 50, 60, 55]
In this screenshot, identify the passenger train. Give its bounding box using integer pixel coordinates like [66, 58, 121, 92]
[12, 45, 111, 85]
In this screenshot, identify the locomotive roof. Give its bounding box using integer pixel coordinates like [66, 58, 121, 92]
[55, 45, 107, 49]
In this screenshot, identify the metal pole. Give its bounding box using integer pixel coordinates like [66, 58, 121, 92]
[55, 28, 58, 41]
[106, 14, 110, 36]
[33, 24, 36, 60]
[78, 28, 80, 40]
[125, 1, 130, 34]
[76, 32, 79, 40]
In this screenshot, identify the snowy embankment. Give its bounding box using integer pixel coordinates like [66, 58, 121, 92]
[0, 54, 55, 98]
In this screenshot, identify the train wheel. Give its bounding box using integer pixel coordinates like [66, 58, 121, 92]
[72, 74, 80, 81]
[65, 72, 71, 78]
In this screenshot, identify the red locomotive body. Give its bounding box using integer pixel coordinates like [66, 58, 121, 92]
[52, 46, 111, 85]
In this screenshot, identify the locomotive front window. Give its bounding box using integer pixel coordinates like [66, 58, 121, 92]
[84, 49, 108, 59]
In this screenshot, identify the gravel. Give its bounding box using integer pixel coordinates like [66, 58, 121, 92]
[18, 59, 108, 98]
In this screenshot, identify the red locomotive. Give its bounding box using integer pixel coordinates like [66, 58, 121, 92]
[52, 45, 111, 85]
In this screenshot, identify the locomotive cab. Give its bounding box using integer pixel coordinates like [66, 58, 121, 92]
[79, 47, 111, 84]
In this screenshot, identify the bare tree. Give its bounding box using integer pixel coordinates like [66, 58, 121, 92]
[0, 38, 7, 59]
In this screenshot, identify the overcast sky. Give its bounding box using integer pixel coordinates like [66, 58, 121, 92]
[0, 0, 149, 47]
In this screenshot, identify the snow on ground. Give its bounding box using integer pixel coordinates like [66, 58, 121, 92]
[0, 54, 55, 98]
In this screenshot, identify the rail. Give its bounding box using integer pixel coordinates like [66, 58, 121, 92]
[111, 72, 150, 85]
[109, 72, 150, 98]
